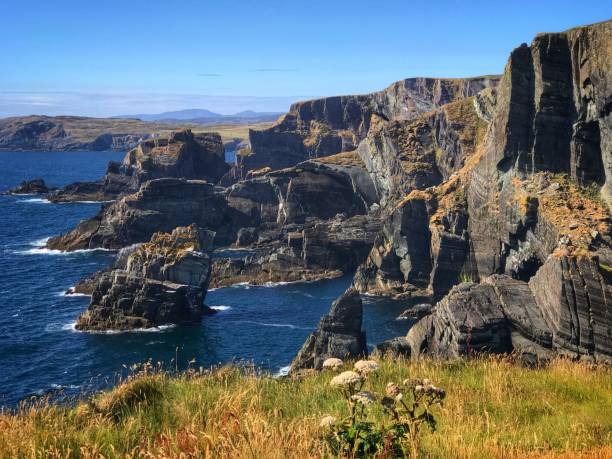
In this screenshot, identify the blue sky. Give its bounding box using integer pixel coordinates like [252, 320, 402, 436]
[1, 1, 610, 117]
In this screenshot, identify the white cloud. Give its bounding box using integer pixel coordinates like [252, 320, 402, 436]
[0, 91, 313, 118]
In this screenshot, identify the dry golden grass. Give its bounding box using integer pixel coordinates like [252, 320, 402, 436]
[0, 356, 610, 458]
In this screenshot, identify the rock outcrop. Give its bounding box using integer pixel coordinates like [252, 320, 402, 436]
[210, 213, 382, 287]
[290, 288, 367, 372]
[47, 178, 232, 251]
[75, 225, 215, 331]
[3, 178, 55, 194]
[49, 130, 228, 202]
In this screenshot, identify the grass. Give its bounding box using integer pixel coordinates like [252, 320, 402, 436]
[0, 356, 610, 458]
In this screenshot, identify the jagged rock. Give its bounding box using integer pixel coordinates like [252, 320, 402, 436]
[468, 20, 612, 279]
[235, 227, 258, 246]
[211, 214, 382, 287]
[407, 282, 513, 358]
[226, 156, 376, 228]
[50, 130, 228, 202]
[407, 258, 612, 363]
[529, 254, 612, 361]
[47, 181, 107, 203]
[75, 225, 215, 331]
[4, 178, 54, 194]
[47, 178, 232, 251]
[49, 152, 377, 253]
[354, 193, 433, 298]
[373, 337, 411, 357]
[397, 303, 433, 321]
[290, 288, 367, 372]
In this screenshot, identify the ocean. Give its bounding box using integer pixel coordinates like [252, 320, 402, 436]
[0, 150, 411, 407]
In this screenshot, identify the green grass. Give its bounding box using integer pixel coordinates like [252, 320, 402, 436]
[0, 356, 610, 458]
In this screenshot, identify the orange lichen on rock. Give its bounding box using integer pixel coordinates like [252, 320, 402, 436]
[513, 173, 610, 252]
[311, 151, 365, 168]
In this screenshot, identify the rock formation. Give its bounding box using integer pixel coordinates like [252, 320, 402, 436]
[290, 288, 367, 372]
[224, 76, 500, 182]
[0, 116, 154, 151]
[75, 225, 215, 331]
[49, 130, 228, 202]
[47, 178, 232, 250]
[3, 178, 55, 194]
[400, 20, 612, 363]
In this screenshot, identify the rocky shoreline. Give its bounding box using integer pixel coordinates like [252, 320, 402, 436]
[17, 20, 611, 366]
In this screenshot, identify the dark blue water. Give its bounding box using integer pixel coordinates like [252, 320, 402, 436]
[0, 151, 411, 407]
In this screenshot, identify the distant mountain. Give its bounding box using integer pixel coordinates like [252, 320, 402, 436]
[114, 109, 223, 122]
[113, 109, 283, 124]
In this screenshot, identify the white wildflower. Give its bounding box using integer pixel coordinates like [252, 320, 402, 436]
[319, 415, 337, 428]
[386, 382, 401, 398]
[354, 360, 380, 376]
[351, 391, 375, 405]
[322, 357, 344, 370]
[330, 370, 363, 387]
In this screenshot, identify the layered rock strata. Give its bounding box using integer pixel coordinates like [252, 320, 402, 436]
[226, 76, 500, 182]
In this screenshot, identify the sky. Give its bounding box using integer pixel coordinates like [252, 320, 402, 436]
[1, 1, 610, 117]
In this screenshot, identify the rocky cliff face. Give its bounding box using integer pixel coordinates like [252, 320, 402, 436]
[401, 20, 612, 363]
[226, 76, 500, 182]
[76, 225, 215, 331]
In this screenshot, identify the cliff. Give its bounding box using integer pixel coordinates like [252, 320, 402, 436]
[387, 20, 611, 363]
[224, 76, 500, 182]
[0, 115, 270, 152]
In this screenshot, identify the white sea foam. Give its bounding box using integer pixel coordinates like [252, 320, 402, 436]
[58, 200, 115, 204]
[231, 282, 251, 289]
[50, 383, 81, 390]
[210, 305, 231, 311]
[63, 322, 176, 334]
[60, 288, 91, 298]
[18, 198, 49, 204]
[274, 365, 291, 377]
[17, 244, 113, 256]
[237, 320, 312, 331]
[262, 281, 289, 287]
[30, 237, 51, 246]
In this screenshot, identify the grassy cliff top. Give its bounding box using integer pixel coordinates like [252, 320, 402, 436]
[1, 356, 610, 458]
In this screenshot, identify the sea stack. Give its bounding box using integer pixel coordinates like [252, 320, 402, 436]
[75, 224, 216, 331]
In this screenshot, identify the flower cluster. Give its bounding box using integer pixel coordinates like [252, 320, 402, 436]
[320, 359, 446, 457]
[330, 370, 363, 387]
[322, 357, 344, 370]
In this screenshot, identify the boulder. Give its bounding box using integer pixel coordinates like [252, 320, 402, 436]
[290, 288, 367, 372]
[373, 337, 411, 358]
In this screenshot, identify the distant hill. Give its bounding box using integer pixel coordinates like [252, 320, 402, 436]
[114, 109, 283, 125]
[0, 115, 274, 151]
